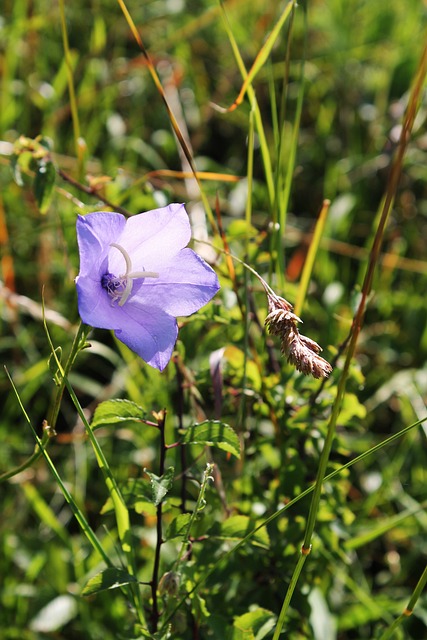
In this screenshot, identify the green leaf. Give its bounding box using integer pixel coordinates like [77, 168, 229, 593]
[181, 421, 240, 458]
[10, 154, 24, 186]
[144, 467, 175, 506]
[232, 609, 276, 640]
[81, 567, 138, 596]
[209, 515, 270, 548]
[33, 158, 56, 214]
[165, 513, 192, 540]
[91, 399, 147, 429]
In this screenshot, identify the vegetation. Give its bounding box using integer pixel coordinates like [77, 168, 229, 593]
[1, 1, 427, 638]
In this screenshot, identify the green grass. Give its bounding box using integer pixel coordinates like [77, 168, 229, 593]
[1, 1, 427, 638]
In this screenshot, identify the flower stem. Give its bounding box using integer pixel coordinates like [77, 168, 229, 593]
[43, 320, 146, 626]
[150, 410, 167, 632]
[47, 321, 90, 429]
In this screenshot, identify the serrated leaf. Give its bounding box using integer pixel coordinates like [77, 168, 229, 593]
[144, 467, 175, 506]
[209, 515, 270, 548]
[165, 513, 192, 540]
[91, 399, 147, 429]
[33, 159, 56, 213]
[181, 421, 240, 458]
[232, 608, 276, 640]
[81, 567, 138, 596]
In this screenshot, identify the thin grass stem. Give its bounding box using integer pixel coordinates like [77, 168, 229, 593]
[159, 415, 427, 632]
[272, 30, 427, 636]
[58, 0, 85, 175]
[379, 563, 427, 640]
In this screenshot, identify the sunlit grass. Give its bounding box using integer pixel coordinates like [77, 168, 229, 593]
[1, 0, 427, 638]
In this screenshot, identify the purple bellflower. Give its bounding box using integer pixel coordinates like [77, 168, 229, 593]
[75, 203, 220, 370]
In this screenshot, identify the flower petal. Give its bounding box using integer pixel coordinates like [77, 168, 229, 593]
[114, 303, 178, 371]
[131, 248, 219, 316]
[76, 212, 126, 276]
[108, 203, 190, 275]
[75, 275, 124, 330]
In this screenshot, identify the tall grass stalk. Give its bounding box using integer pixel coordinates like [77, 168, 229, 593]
[159, 413, 427, 632]
[44, 321, 146, 626]
[116, 0, 219, 239]
[272, 30, 427, 639]
[5, 368, 112, 568]
[58, 0, 85, 176]
[379, 563, 427, 639]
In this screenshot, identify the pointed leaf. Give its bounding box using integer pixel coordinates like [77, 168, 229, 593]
[82, 567, 138, 596]
[232, 608, 276, 640]
[33, 159, 56, 213]
[165, 513, 192, 540]
[144, 467, 175, 506]
[91, 399, 147, 429]
[181, 421, 240, 458]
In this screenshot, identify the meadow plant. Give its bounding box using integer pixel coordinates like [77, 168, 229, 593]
[1, 1, 427, 639]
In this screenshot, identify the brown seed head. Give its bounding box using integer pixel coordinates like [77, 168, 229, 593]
[264, 291, 332, 379]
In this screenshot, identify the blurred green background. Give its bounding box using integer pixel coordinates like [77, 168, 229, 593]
[1, 1, 427, 638]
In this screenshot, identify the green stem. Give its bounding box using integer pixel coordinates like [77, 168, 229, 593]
[273, 553, 307, 638]
[48, 321, 90, 428]
[160, 416, 427, 632]
[151, 411, 167, 632]
[159, 415, 426, 633]
[379, 563, 427, 640]
[0, 427, 50, 483]
[58, 0, 85, 175]
[218, 0, 275, 207]
[5, 368, 111, 566]
[1, 323, 89, 484]
[174, 463, 215, 570]
[272, 30, 427, 637]
[44, 320, 145, 625]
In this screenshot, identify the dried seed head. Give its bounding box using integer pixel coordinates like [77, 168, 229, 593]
[264, 291, 332, 379]
[285, 330, 333, 379]
[265, 292, 302, 335]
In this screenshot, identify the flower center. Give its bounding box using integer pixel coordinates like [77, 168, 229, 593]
[101, 242, 159, 306]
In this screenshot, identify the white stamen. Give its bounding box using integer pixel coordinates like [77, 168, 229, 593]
[109, 243, 159, 306]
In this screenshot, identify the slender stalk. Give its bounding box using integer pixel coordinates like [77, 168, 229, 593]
[271, 1, 296, 285]
[58, 0, 85, 175]
[57, 168, 133, 217]
[150, 410, 167, 632]
[43, 321, 145, 625]
[47, 321, 90, 428]
[218, 0, 275, 206]
[379, 563, 427, 640]
[237, 106, 255, 430]
[0, 423, 51, 483]
[174, 362, 188, 513]
[277, 2, 307, 255]
[159, 415, 427, 632]
[5, 368, 111, 566]
[272, 30, 427, 638]
[116, 0, 218, 238]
